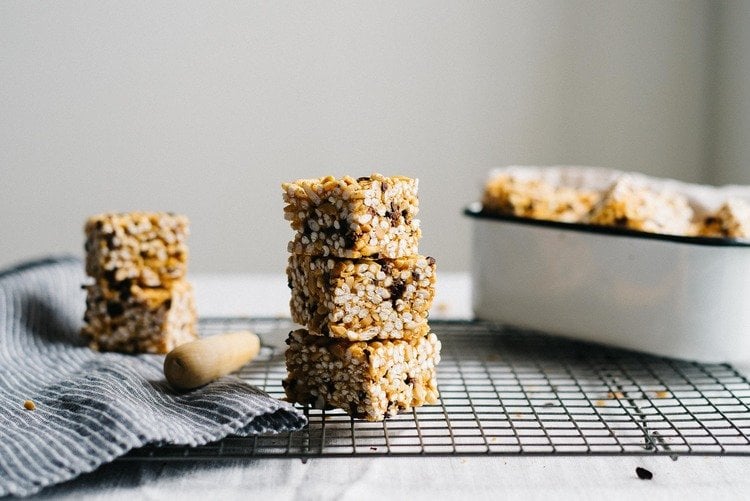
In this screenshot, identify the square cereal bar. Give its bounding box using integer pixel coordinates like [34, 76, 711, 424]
[283, 174, 421, 259]
[282, 329, 441, 421]
[85, 212, 189, 288]
[482, 173, 599, 223]
[287, 254, 436, 341]
[586, 175, 694, 235]
[82, 279, 197, 354]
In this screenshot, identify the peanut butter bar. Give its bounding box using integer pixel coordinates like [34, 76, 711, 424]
[283, 329, 441, 421]
[287, 254, 435, 341]
[85, 212, 189, 288]
[283, 174, 421, 259]
[482, 173, 599, 223]
[586, 176, 694, 235]
[82, 279, 197, 354]
[698, 199, 750, 238]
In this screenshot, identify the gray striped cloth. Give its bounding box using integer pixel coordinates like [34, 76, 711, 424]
[0, 257, 306, 498]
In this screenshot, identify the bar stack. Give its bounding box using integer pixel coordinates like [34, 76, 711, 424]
[281, 174, 441, 421]
[81, 212, 198, 354]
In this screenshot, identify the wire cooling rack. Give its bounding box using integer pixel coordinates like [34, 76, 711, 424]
[124, 317, 750, 459]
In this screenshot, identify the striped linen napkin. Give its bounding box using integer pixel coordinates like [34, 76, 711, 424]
[0, 257, 306, 497]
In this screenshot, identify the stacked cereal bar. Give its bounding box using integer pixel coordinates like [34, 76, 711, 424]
[286, 253, 436, 341]
[283, 174, 421, 259]
[81, 212, 198, 353]
[282, 174, 440, 421]
[283, 330, 441, 421]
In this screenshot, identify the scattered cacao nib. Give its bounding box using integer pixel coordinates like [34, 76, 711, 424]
[427, 256, 436, 266]
[163, 299, 172, 310]
[390, 279, 406, 305]
[357, 176, 371, 182]
[106, 301, 124, 317]
[104, 233, 116, 249]
[389, 210, 400, 226]
[381, 180, 388, 192]
[104, 269, 118, 285]
[614, 216, 629, 227]
[635, 467, 653, 480]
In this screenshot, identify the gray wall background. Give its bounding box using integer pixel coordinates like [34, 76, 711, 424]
[1, 1, 747, 273]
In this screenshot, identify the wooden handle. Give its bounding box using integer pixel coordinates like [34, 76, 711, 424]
[164, 330, 260, 390]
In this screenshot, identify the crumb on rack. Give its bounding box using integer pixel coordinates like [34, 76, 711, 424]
[23, 400, 36, 411]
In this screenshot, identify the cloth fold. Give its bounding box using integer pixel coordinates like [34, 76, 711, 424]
[0, 257, 306, 498]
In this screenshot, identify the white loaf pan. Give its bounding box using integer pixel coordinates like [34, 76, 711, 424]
[467, 166, 750, 364]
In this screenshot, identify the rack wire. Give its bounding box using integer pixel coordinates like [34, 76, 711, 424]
[125, 317, 750, 459]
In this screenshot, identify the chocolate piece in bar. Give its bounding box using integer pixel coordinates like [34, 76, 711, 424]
[82, 279, 197, 354]
[698, 199, 750, 238]
[85, 212, 189, 288]
[287, 254, 436, 341]
[282, 174, 421, 259]
[283, 329, 441, 421]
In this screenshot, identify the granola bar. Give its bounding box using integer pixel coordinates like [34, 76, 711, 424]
[85, 212, 189, 288]
[698, 199, 750, 238]
[482, 173, 599, 223]
[287, 254, 436, 341]
[586, 176, 694, 235]
[82, 279, 197, 354]
[283, 174, 421, 259]
[282, 329, 441, 421]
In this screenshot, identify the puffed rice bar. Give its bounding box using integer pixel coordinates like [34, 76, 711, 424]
[287, 254, 436, 341]
[283, 174, 421, 259]
[282, 329, 441, 421]
[82, 279, 197, 354]
[85, 212, 189, 288]
[586, 176, 694, 235]
[482, 173, 599, 223]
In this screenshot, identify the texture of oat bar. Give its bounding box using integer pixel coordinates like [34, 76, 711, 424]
[283, 174, 421, 259]
[82, 279, 197, 354]
[698, 199, 750, 238]
[586, 176, 694, 235]
[85, 212, 189, 288]
[482, 173, 599, 223]
[283, 329, 440, 421]
[287, 254, 436, 341]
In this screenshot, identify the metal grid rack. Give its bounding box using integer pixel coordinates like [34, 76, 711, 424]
[126, 317, 750, 459]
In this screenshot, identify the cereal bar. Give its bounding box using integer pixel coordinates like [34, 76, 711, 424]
[85, 212, 189, 288]
[586, 176, 694, 235]
[287, 254, 436, 341]
[82, 279, 197, 354]
[283, 174, 421, 259]
[282, 329, 441, 421]
[482, 173, 599, 223]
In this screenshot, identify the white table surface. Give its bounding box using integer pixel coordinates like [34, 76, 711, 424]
[24, 273, 750, 501]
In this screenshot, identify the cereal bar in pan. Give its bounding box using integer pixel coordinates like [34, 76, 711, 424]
[283, 329, 441, 421]
[85, 212, 189, 288]
[586, 175, 694, 235]
[287, 254, 436, 341]
[283, 174, 421, 259]
[82, 279, 197, 354]
[482, 173, 599, 223]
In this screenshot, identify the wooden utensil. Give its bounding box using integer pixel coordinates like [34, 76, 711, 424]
[164, 330, 260, 390]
